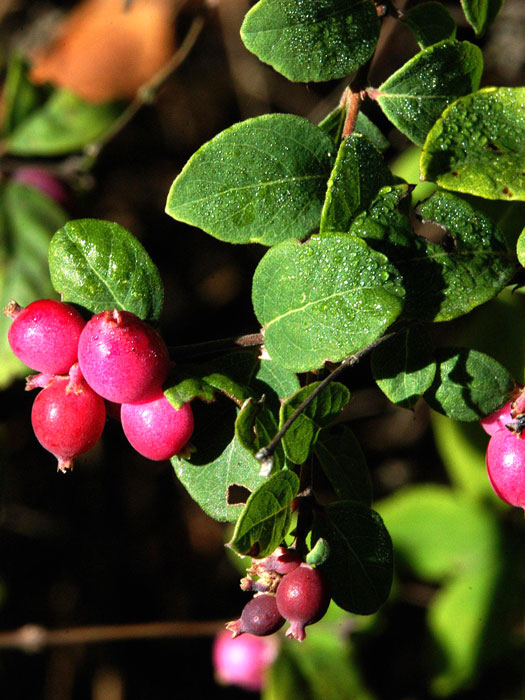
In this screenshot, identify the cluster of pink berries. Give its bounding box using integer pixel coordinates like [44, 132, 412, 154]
[482, 387, 525, 509]
[213, 629, 278, 692]
[226, 546, 330, 643]
[4, 298, 193, 472]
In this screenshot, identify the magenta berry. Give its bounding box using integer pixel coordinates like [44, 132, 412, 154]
[226, 594, 284, 638]
[486, 427, 525, 509]
[481, 400, 514, 436]
[31, 365, 106, 472]
[212, 629, 278, 692]
[120, 389, 193, 461]
[5, 299, 86, 375]
[77, 309, 170, 403]
[275, 563, 330, 641]
[12, 167, 69, 206]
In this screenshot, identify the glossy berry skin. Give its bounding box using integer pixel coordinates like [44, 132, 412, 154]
[31, 368, 106, 472]
[5, 299, 86, 375]
[486, 428, 525, 509]
[121, 390, 193, 461]
[480, 400, 514, 436]
[275, 563, 330, 641]
[212, 629, 278, 692]
[78, 309, 170, 403]
[226, 594, 284, 638]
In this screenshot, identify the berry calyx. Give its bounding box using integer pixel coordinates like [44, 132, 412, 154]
[226, 594, 284, 638]
[275, 563, 330, 641]
[486, 427, 525, 509]
[31, 364, 106, 472]
[77, 309, 170, 404]
[5, 298, 86, 375]
[120, 390, 193, 461]
[212, 629, 278, 692]
[254, 546, 303, 576]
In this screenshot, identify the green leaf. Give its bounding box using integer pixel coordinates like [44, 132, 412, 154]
[306, 538, 330, 567]
[252, 233, 405, 372]
[390, 145, 437, 204]
[235, 397, 287, 472]
[320, 107, 389, 152]
[420, 87, 525, 201]
[352, 186, 517, 322]
[312, 501, 393, 614]
[255, 358, 300, 399]
[172, 398, 269, 522]
[460, 0, 504, 34]
[516, 228, 525, 266]
[280, 382, 350, 464]
[320, 134, 393, 233]
[375, 40, 483, 146]
[424, 347, 514, 421]
[378, 485, 500, 580]
[166, 114, 334, 246]
[371, 326, 436, 409]
[4, 89, 121, 156]
[402, 2, 456, 49]
[1, 53, 46, 136]
[240, 0, 380, 83]
[48, 219, 164, 321]
[227, 469, 299, 557]
[0, 182, 67, 388]
[314, 426, 372, 506]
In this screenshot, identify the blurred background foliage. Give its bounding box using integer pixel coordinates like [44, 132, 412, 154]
[0, 0, 525, 698]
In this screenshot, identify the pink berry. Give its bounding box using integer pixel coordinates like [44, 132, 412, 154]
[77, 309, 170, 403]
[486, 428, 525, 509]
[12, 167, 69, 207]
[31, 365, 106, 472]
[5, 299, 86, 375]
[120, 390, 193, 461]
[275, 563, 330, 641]
[480, 400, 514, 436]
[212, 629, 278, 692]
[226, 594, 284, 638]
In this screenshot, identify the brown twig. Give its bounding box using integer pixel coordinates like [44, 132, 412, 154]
[169, 331, 264, 361]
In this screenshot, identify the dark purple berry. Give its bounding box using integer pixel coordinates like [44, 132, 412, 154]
[226, 594, 284, 638]
[275, 563, 330, 641]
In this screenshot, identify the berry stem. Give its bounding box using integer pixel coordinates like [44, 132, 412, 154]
[169, 332, 264, 360]
[3, 299, 22, 320]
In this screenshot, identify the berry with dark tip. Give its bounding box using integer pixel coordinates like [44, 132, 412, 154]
[486, 427, 525, 509]
[5, 299, 86, 375]
[77, 309, 170, 404]
[31, 364, 106, 472]
[226, 593, 284, 638]
[481, 400, 514, 436]
[275, 563, 330, 641]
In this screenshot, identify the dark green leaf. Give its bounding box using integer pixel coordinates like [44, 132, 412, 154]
[4, 89, 121, 156]
[371, 326, 436, 408]
[280, 382, 350, 464]
[460, 0, 504, 35]
[420, 87, 525, 201]
[240, 0, 380, 83]
[517, 227, 525, 267]
[402, 2, 456, 48]
[172, 398, 269, 522]
[227, 470, 299, 557]
[312, 501, 393, 614]
[320, 107, 389, 152]
[314, 426, 372, 505]
[320, 134, 393, 233]
[375, 40, 483, 146]
[0, 182, 67, 388]
[235, 397, 287, 472]
[1, 53, 46, 136]
[424, 346, 514, 421]
[48, 219, 164, 321]
[252, 233, 405, 372]
[166, 114, 334, 246]
[255, 358, 300, 399]
[351, 186, 517, 322]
